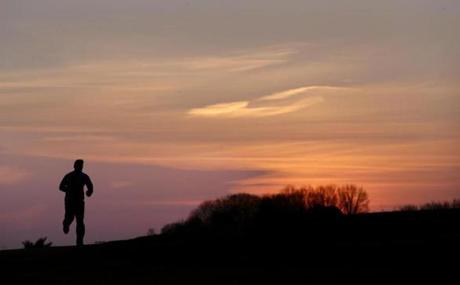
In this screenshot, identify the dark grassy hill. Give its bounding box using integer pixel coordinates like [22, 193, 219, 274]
[1, 209, 459, 284]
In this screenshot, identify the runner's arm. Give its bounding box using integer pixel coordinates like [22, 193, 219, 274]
[85, 175, 94, 197]
[59, 174, 69, 192]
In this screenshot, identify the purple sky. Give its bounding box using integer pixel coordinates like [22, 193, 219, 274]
[0, 153, 264, 248]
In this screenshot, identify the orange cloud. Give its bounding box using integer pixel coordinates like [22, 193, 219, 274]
[188, 97, 323, 118]
[187, 85, 345, 118]
[188, 85, 353, 118]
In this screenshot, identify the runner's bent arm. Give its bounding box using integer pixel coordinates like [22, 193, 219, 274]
[85, 175, 94, 196]
[59, 174, 69, 192]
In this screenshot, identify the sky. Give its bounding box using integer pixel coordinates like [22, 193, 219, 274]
[1, 0, 459, 248]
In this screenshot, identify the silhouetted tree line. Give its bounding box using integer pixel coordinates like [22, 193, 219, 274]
[161, 184, 369, 237]
[399, 199, 460, 211]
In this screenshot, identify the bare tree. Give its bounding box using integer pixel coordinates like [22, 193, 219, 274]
[280, 185, 310, 209]
[305, 185, 339, 208]
[338, 185, 369, 214]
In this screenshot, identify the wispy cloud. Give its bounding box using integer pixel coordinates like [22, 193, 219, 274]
[179, 48, 295, 72]
[187, 85, 352, 118]
[0, 47, 296, 106]
[188, 97, 323, 118]
[260, 86, 352, 101]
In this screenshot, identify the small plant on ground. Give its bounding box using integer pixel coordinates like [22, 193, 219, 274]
[22, 237, 52, 249]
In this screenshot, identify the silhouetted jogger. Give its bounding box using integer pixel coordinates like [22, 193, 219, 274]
[59, 159, 94, 246]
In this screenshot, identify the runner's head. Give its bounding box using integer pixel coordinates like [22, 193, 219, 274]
[74, 159, 84, 172]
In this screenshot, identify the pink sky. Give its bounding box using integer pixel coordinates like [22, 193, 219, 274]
[1, 0, 459, 249]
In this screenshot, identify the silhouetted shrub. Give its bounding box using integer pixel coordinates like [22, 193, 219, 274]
[263, 189, 306, 215]
[161, 220, 187, 235]
[421, 201, 452, 210]
[397, 199, 460, 212]
[22, 237, 52, 249]
[188, 193, 261, 235]
[399, 205, 419, 211]
[190, 193, 261, 225]
[147, 228, 156, 236]
[22, 240, 34, 249]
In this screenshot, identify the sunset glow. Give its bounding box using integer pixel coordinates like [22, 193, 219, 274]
[1, 0, 459, 248]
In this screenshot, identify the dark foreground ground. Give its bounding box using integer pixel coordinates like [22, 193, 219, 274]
[1, 209, 459, 284]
